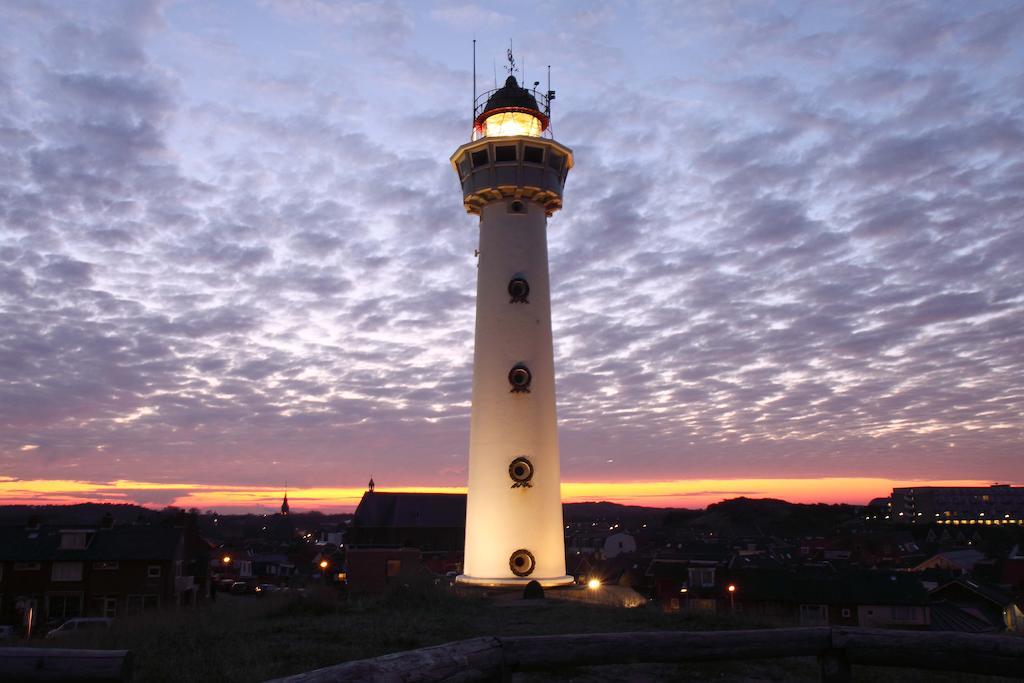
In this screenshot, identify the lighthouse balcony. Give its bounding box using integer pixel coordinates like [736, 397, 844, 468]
[451, 136, 573, 217]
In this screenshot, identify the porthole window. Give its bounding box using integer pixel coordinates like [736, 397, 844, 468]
[495, 146, 516, 163]
[471, 149, 489, 168]
[523, 146, 544, 164]
[508, 277, 529, 303]
[509, 549, 536, 577]
[509, 456, 534, 487]
[508, 365, 532, 393]
[508, 200, 526, 214]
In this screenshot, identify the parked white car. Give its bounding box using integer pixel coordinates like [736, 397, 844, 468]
[45, 617, 112, 639]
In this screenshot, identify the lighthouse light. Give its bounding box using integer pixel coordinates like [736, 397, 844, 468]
[481, 110, 543, 138]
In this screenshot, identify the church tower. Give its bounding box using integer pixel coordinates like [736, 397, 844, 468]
[451, 50, 573, 587]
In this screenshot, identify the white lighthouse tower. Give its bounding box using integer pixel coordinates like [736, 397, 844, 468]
[451, 52, 574, 587]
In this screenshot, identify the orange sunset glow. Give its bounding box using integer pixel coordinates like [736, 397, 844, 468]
[0, 476, 1001, 513]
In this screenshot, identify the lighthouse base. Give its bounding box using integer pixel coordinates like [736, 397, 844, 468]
[455, 574, 574, 588]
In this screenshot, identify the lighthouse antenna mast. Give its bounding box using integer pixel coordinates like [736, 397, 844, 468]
[472, 39, 476, 129]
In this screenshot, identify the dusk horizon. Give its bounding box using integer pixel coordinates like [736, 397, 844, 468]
[2, 2, 1022, 514]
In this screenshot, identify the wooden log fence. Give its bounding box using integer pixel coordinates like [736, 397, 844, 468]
[267, 627, 1024, 683]
[0, 647, 132, 682]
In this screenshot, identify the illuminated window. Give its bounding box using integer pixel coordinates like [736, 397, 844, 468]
[481, 111, 542, 137]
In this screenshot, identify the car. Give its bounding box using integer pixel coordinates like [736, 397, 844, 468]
[46, 618, 112, 639]
[230, 581, 262, 595]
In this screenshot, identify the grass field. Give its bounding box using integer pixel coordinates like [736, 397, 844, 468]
[12, 584, 1019, 682]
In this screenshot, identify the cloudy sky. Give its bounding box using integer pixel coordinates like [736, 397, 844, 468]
[1, 1, 1022, 512]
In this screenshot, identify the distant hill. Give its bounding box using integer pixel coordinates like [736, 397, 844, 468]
[0, 503, 155, 525]
[689, 497, 861, 536]
[563, 501, 689, 524]
[0, 498, 862, 538]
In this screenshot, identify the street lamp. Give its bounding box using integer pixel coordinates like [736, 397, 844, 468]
[587, 578, 601, 590]
[727, 584, 736, 613]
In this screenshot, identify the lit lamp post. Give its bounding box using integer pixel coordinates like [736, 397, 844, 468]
[319, 559, 329, 581]
[728, 584, 736, 613]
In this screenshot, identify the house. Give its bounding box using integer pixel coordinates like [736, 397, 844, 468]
[913, 549, 985, 575]
[930, 577, 1024, 632]
[0, 520, 207, 634]
[344, 548, 423, 594]
[602, 532, 636, 559]
[343, 491, 467, 592]
[348, 491, 465, 552]
[660, 566, 930, 629]
[251, 553, 295, 584]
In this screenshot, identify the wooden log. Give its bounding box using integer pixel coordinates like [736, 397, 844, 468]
[835, 628, 1024, 679]
[266, 626, 1024, 682]
[0, 648, 132, 682]
[265, 636, 505, 683]
[500, 628, 831, 670]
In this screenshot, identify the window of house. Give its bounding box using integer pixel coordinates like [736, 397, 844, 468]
[93, 561, 119, 570]
[147, 565, 162, 578]
[891, 606, 917, 621]
[841, 608, 851, 618]
[14, 562, 41, 571]
[51, 562, 83, 582]
[799, 604, 828, 625]
[688, 567, 715, 587]
[59, 532, 89, 549]
[47, 592, 83, 620]
[688, 598, 717, 612]
[126, 595, 159, 614]
[92, 596, 117, 618]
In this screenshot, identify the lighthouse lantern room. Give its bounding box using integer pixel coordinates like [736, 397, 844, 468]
[451, 49, 574, 587]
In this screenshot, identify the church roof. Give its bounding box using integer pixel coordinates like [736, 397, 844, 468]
[353, 492, 466, 528]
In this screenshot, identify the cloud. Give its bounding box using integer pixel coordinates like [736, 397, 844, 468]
[0, 1, 1020, 502]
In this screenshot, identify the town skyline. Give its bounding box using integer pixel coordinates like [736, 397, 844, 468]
[2, 2, 1022, 512]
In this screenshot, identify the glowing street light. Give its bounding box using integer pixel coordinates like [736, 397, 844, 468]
[319, 560, 329, 569]
[222, 555, 231, 565]
[587, 578, 601, 590]
[728, 584, 737, 613]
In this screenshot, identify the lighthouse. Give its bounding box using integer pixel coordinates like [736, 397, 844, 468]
[451, 52, 573, 587]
